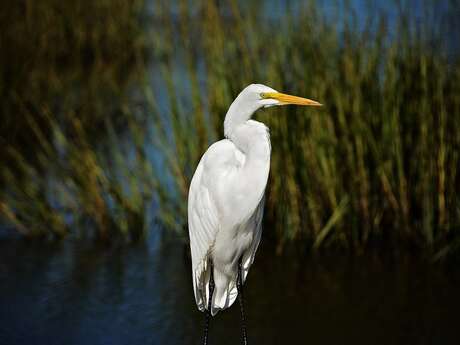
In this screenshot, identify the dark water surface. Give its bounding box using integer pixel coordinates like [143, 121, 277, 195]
[1, 230, 459, 345]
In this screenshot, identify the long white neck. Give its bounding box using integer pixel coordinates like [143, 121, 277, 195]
[227, 120, 271, 164]
[224, 93, 260, 139]
[223, 87, 272, 162]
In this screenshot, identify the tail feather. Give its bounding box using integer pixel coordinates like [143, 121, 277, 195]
[194, 252, 254, 315]
[210, 269, 238, 315]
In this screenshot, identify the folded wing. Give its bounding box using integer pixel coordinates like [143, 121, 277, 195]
[188, 139, 242, 312]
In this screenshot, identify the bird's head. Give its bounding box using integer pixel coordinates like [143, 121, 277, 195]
[224, 84, 321, 138]
[239, 83, 322, 109]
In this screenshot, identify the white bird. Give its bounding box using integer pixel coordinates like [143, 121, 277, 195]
[188, 84, 321, 345]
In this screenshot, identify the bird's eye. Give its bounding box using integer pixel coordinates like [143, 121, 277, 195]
[260, 93, 268, 99]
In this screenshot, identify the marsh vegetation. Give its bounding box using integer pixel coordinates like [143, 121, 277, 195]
[1, 0, 459, 260]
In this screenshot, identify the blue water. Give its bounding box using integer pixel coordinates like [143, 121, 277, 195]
[1, 229, 459, 345]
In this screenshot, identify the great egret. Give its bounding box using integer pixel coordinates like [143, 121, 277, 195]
[188, 84, 321, 345]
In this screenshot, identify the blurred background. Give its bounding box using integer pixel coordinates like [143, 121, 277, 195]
[0, 0, 459, 344]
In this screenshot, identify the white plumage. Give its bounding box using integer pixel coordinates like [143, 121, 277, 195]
[188, 84, 321, 316]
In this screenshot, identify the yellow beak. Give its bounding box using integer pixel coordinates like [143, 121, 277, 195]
[261, 92, 322, 106]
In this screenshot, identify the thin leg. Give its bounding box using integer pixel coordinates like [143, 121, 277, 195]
[237, 258, 248, 345]
[203, 259, 215, 345]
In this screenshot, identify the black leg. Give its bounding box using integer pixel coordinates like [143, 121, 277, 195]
[203, 259, 215, 345]
[237, 258, 248, 345]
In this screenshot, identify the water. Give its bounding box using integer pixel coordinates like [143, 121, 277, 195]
[1, 229, 459, 345]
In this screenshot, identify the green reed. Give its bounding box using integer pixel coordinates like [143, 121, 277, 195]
[1, 0, 459, 259]
[0, 0, 151, 241]
[149, 0, 460, 258]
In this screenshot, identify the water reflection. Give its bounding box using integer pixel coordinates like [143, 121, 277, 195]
[1, 231, 459, 345]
